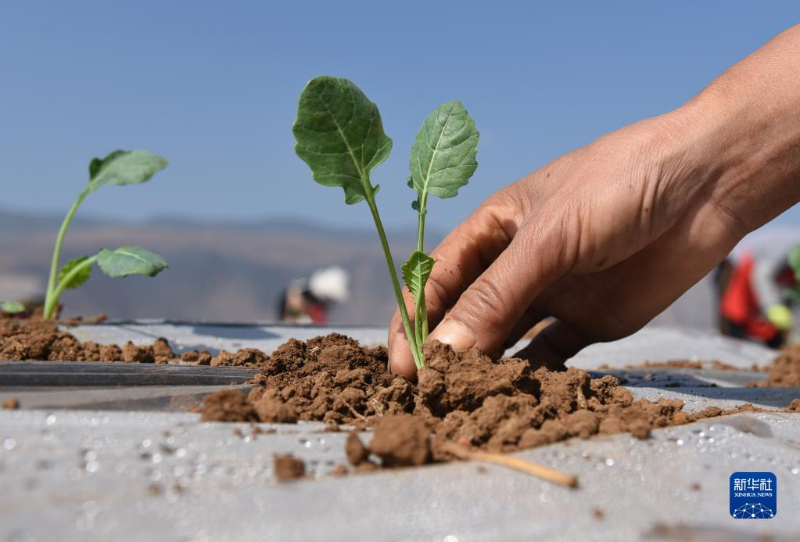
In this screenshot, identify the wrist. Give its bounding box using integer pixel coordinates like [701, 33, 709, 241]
[668, 25, 800, 235]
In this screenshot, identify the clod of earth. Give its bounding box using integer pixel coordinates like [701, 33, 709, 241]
[748, 344, 800, 387]
[368, 414, 431, 467]
[0, 312, 212, 365]
[200, 390, 258, 423]
[273, 454, 306, 482]
[345, 432, 370, 466]
[2, 397, 19, 410]
[63, 313, 107, 326]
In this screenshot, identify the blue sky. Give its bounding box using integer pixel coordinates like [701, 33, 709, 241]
[2, 1, 799, 231]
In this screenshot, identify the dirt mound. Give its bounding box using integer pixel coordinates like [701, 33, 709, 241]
[201, 335, 751, 470]
[244, 334, 407, 425]
[416, 342, 715, 455]
[750, 345, 800, 387]
[0, 313, 208, 365]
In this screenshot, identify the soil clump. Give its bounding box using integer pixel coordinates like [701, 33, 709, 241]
[200, 389, 258, 423]
[749, 345, 800, 387]
[0, 312, 219, 365]
[63, 313, 108, 326]
[273, 454, 306, 481]
[368, 414, 431, 467]
[200, 335, 773, 471]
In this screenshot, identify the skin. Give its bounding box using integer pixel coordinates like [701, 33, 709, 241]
[389, 24, 800, 379]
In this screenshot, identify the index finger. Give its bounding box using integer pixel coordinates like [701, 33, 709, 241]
[388, 194, 522, 378]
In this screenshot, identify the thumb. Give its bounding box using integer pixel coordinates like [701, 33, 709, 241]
[426, 218, 569, 356]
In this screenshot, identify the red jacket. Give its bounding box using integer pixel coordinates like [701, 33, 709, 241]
[719, 253, 779, 341]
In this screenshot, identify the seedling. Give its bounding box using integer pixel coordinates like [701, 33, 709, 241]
[293, 77, 479, 368]
[1, 301, 25, 314]
[42, 150, 169, 319]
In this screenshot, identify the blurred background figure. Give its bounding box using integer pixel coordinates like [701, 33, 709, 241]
[278, 266, 350, 324]
[716, 252, 798, 348]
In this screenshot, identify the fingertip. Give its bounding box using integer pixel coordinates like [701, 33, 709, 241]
[426, 318, 476, 352]
[390, 356, 418, 380]
[387, 323, 418, 380]
[388, 347, 418, 380]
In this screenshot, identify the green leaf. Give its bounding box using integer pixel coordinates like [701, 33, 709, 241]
[88, 150, 168, 192]
[58, 256, 93, 290]
[402, 250, 436, 307]
[293, 76, 393, 205]
[789, 245, 800, 280]
[97, 246, 168, 278]
[89, 150, 126, 180]
[409, 101, 479, 200]
[1, 300, 25, 314]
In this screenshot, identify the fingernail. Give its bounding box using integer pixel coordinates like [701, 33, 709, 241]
[426, 319, 476, 351]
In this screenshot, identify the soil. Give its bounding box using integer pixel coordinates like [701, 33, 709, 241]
[3, 310, 797, 476]
[748, 344, 800, 387]
[345, 432, 370, 465]
[0, 311, 213, 365]
[273, 454, 306, 481]
[200, 335, 772, 471]
[2, 397, 19, 410]
[368, 414, 431, 467]
[200, 389, 258, 423]
[63, 313, 108, 326]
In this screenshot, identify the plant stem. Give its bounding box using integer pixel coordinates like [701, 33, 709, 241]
[46, 255, 97, 316]
[416, 193, 430, 343]
[44, 188, 89, 319]
[439, 441, 578, 488]
[365, 197, 423, 369]
[414, 302, 423, 358]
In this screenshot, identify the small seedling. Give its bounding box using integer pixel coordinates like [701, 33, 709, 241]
[293, 77, 479, 367]
[42, 150, 169, 319]
[1, 301, 26, 314]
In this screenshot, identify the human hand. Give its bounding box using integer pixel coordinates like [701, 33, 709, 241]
[388, 112, 742, 377]
[389, 24, 800, 379]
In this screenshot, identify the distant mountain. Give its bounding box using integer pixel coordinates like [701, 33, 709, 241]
[3, 208, 795, 332]
[0, 208, 442, 325]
